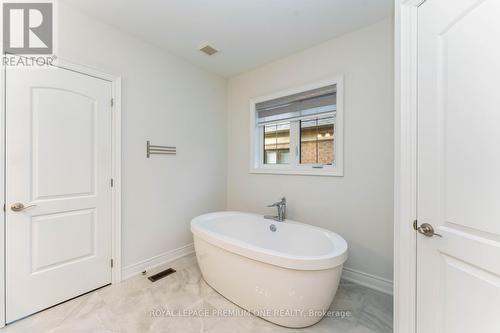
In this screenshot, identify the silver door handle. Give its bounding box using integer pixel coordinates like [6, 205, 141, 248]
[11, 203, 37, 212]
[414, 222, 442, 238]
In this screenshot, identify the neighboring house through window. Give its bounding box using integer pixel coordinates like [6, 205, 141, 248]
[250, 76, 344, 176]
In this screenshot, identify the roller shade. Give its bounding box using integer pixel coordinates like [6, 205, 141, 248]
[256, 84, 336, 125]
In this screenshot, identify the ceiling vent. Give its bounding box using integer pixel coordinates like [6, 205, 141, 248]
[199, 43, 218, 56]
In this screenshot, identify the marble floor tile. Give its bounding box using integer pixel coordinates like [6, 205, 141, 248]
[2, 254, 393, 333]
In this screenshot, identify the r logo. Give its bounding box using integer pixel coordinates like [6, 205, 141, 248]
[3, 2, 53, 54]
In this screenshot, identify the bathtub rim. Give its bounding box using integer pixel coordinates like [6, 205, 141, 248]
[191, 211, 348, 271]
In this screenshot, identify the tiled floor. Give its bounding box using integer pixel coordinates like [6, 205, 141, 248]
[2, 254, 393, 333]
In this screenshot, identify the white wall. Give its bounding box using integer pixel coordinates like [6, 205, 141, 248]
[226, 18, 394, 281]
[50, 4, 393, 283]
[57, 2, 227, 269]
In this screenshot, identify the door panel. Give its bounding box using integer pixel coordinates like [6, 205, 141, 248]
[417, 0, 500, 332]
[6, 66, 112, 323]
[443, 255, 500, 333]
[31, 209, 96, 272]
[33, 87, 96, 199]
[440, 0, 500, 235]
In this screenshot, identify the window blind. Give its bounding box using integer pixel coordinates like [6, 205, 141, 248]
[256, 84, 336, 125]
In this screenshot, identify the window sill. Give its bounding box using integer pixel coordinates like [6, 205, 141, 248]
[249, 167, 343, 177]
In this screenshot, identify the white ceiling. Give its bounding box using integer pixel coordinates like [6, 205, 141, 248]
[62, 0, 393, 77]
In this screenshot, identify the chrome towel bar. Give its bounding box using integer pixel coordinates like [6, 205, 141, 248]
[147, 141, 176, 158]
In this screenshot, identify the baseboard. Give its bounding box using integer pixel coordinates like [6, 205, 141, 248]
[121, 245, 393, 296]
[121, 243, 195, 280]
[342, 267, 393, 296]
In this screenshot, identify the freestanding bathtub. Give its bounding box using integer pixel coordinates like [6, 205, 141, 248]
[191, 211, 348, 328]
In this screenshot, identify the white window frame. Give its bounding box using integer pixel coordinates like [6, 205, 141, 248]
[249, 76, 344, 177]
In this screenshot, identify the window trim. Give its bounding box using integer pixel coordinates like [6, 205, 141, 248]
[249, 76, 344, 177]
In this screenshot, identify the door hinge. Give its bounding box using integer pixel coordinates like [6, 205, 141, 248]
[111, 259, 114, 268]
[111, 178, 114, 187]
[111, 98, 114, 107]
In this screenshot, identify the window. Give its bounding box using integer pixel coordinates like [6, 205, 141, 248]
[300, 117, 334, 165]
[264, 123, 290, 164]
[250, 77, 343, 176]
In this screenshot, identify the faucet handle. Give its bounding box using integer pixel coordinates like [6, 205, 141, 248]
[267, 197, 286, 207]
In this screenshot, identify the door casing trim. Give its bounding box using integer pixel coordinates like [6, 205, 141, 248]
[395, 0, 425, 332]
[0, 56, 122, 328]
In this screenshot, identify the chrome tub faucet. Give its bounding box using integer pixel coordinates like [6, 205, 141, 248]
[265, 197, 286, 222]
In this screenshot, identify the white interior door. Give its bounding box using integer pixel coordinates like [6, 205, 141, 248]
[417, 0, 500, 332]
[6, 65, 113, 323]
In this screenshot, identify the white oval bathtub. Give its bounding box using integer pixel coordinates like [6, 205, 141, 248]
[191, 211, 348, 328]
